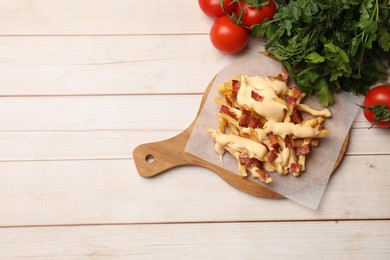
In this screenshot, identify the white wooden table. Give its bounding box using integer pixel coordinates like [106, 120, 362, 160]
[0, 1, 389, 258]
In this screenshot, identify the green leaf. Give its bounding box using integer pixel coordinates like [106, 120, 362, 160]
[329, 68, 344, 82]
[304, 51, 325, 64]
[365, 33, 377, 49]
[315, 79, 334, 106]
[350, 36, 361, 56]
[341, 0, 361, 7]
[292, 5, 301, 21]
[359, 0, 374, 20]
[355, 20, 377, 35]
[378, 27, 390, 52]
[324, 42, 351, 76]
[284, 19, 293, 32]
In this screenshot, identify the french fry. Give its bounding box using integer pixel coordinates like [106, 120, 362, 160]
[317, 129, 330, 138]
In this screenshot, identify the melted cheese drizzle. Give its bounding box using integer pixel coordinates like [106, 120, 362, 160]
[298, 104, 331, 117]
[208, 129, 268, 161]
[237, 75, 288, 122]
[263, 121, 319, 138]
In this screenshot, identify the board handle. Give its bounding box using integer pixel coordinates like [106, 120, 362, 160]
[133, 128, 283, 199]
[133, 130, 192, 177]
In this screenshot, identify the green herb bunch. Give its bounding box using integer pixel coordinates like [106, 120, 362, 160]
[254, 0, 390, 106]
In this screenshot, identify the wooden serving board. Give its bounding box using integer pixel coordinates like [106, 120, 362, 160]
[133, 75, 349, 200]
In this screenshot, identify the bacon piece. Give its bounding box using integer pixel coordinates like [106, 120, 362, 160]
[238, 153, 261, 170]
[264, 150, 278, 162]
[285, 95, 296, 105]
[255, 169, 272, 183]
[291, 109, 303, 124]
[252, 158, 262, 168]
[284, 136, 294, 149]
[267, 133, 280, 149]
[238, 152, 251, 166]
[238, 110, 251, 127]
[219, 105, 237, 120]
[238, 110, 263, 128]
[232, 80, 240, 96]
[292, 87, 304, 99]
[225, 97, 233, 107]
[251, 91, 263, 102]
[239, 111, 263, 129]
[239, 152, 271, 182]
[247, 158, 261, 169]
[290, 163, 302, 173]
[285, 87, 304, 105]
[248, 116, 262, 129]
[298, 143, 311, 155]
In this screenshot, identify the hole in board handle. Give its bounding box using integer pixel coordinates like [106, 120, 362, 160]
[145, 154, 154, 164]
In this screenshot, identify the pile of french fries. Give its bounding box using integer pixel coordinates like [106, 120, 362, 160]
[208, 74, 331, 183]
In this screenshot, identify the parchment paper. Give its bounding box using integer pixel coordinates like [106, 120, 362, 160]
[185, 53, 363, 209]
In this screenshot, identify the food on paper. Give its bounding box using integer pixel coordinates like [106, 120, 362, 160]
[208, 74, 331, 183]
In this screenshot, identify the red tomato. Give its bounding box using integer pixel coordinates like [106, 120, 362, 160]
[198, 0, 238, 19]
[362, 85, 390, 128]
[210, 16, 249, 54]
[236, 0, 277, 28]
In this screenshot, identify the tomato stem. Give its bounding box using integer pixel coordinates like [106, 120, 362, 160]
[358, 103, 390, 129]
[219, 0, 270, 29]
[219, 0, 244, 25]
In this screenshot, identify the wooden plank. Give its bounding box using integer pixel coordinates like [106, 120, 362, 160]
[347, 127, 390, 155]
[0, 95, 201, 131]
[0, 130, 178, 161]
[0, 155, 388, 226]
[0, 0, 211, 35]
[0, 127, 387, 162]
[0, 221, 389, 258]
[0, 35, 265, 95]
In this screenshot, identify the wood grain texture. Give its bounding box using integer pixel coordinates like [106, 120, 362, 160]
[0, 221, 389, 259]
[0, 35, 258, 95]
[0, 155, 389, 226]
[0, 95, 200, 131]
[0, 0, 210, 35]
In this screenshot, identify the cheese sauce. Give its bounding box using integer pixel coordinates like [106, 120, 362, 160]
[263, 121, 319, 138]
[208, 129, 268, 161]
[298, 104, 331, 117]
[237, 75, 288, 122]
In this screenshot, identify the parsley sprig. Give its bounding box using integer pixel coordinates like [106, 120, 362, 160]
[254, 0, 390, 106]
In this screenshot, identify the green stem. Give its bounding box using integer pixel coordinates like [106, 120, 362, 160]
[219, 0, 244, 25]
[358, 103, 390, 129]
